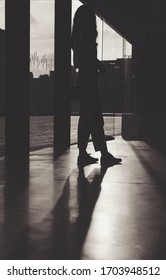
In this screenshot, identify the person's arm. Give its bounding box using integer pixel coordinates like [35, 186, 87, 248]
[97, 59, 105, 75]
[78, 31, 106, 75]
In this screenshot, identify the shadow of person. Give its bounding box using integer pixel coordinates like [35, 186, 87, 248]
[69, 165, 108, 259]
[49, 181, 70, 260]
[35, 165, 109, 260]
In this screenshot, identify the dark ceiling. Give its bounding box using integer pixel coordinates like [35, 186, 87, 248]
[80, 0, 166, 49]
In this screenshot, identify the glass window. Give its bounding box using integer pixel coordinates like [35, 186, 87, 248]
[71, 1, 132, 139]
[30, 0, 54, 152]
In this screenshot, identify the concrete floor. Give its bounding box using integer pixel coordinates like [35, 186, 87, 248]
[0, 136, 166, 260]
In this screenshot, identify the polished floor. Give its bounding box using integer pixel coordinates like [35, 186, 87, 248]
[0, 136, 166, 260]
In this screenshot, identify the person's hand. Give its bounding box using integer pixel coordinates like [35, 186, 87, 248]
[98, 64, 106, 75]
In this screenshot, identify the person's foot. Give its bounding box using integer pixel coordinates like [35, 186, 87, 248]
[100, 152, 122, 166]
[77, 153, 98, 167]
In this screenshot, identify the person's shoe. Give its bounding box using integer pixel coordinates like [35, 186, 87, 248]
[77, 153, 98, 167]
[100, 152, 122, 166]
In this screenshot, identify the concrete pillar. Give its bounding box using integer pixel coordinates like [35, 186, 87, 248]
[5, 0, 30, 188]
[54, 0, 71, 159]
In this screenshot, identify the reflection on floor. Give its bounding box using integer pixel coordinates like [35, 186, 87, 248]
[1, 136, 166, 260]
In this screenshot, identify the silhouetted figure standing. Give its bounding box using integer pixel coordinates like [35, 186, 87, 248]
[71, 5, 122, 167]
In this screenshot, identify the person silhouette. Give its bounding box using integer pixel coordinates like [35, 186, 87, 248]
[71, 5, 122, 167]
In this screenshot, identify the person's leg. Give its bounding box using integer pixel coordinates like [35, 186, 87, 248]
[86, 98, 107, 153]
[87, 101, 122, 166]
[91, 123, 122, 166]
[77, 110, 98, 166]
[78, 114, 90, 156]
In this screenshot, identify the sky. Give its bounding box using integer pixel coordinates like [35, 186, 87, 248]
[0, 0, 131, 77]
